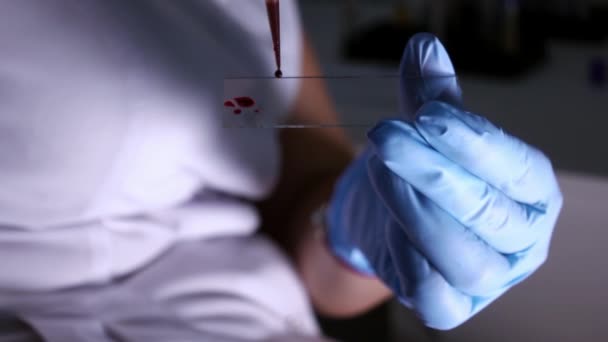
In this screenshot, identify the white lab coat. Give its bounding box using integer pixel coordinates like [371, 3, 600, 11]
[0, 0, 325, 340]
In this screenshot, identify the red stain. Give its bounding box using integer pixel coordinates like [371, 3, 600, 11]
[224, 97, 262, 116]
[234, 97, 255, 108]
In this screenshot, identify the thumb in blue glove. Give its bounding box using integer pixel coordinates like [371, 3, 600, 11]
[326, 33, 563, 330]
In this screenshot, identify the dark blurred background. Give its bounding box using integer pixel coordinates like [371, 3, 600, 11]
[300, 0, 608, 177]
[297, 1, 608, 341]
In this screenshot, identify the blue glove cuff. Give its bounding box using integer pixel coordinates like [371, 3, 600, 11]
[325, 149, 377, 277]
[326, 222, 376, 277]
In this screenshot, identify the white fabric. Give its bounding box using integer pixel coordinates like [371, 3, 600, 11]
[0, 236, 323, 341]
[0, 0, 302, 290]
[0, 0, 321, 339]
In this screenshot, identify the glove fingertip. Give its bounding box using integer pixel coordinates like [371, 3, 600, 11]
[399, 33, 464, 120]
[400, 32, 455, 78]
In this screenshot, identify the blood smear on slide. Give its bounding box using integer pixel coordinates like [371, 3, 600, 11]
[224, 97, 261, 115]
[222, 76, 408, 128]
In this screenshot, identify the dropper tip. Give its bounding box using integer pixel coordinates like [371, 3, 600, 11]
[275, 69, 283, 78]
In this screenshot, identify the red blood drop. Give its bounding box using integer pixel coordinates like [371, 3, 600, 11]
[275, 70, 283, 78]
[234, 97, 256, 108]
[234, 109, 242, 115]
[224, 101, 235, 107]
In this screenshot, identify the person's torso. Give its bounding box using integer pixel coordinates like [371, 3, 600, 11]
[0, 0, 303, 290]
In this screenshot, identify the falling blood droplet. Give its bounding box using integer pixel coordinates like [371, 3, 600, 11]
[255, 109, 260, 113]
[234, 97, 256, 108]
[234, 109, 242, 115]
[275, 70, 283, 78]
[224, 101, 235, 107]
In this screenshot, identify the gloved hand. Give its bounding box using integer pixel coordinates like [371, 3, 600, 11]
[326, 33, 563, 330]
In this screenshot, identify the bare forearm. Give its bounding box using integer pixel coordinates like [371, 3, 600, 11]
[288, 176, 392, 317]
[263, 140, 392, 317]
[257, 34, 392, 318]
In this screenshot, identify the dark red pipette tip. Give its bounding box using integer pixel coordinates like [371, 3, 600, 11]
[266, 0, 282, 79]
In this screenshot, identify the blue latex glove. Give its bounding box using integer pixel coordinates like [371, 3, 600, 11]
[326, 33, 564, 330]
